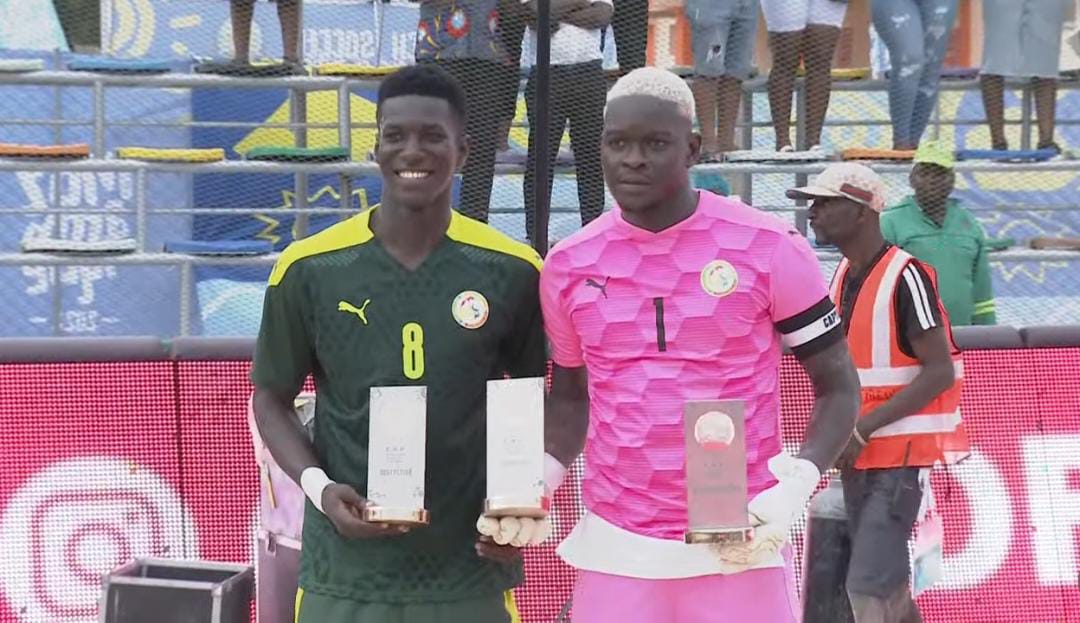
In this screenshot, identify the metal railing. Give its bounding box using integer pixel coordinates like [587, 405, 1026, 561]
[0, 69, 1077, 336]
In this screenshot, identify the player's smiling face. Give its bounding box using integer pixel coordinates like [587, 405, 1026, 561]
[601, 95, 699, 214]
[376, 95, 467, 209]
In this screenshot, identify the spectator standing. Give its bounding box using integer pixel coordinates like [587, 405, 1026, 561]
[881, 140, 997, 326]
[416, 0, 513, 222]
[230, 0, 301, 67]
[686, 0, 759, 160]
[871, 0, 959, 150]
[522, 0, 612, 243]
[979, 0, 1070, 153]
[611, 0, 648, 73]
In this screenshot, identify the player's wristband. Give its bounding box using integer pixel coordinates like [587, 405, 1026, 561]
[300, 466, 334, 514]
[544, 453, 568, 493]
[852, 426, 869, 447]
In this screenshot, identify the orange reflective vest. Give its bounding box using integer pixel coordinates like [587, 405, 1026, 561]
[830, 246, 970, 469]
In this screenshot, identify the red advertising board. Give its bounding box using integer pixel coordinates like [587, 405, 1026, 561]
[0, 350, 1078, 622]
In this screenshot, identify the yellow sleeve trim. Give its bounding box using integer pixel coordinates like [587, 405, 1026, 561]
[446, 210, 542, 271]
[268, 210, 374, 286]
[293, 587, 304, 623]
[504, 590, 521, 623]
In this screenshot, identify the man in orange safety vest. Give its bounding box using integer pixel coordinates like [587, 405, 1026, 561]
[788, 163, 969, 623]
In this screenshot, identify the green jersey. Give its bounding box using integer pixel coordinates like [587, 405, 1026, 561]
[880, 196, 996, 326]
[250, 207, 546, 604]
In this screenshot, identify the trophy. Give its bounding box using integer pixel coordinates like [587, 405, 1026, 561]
[364, 386, 430, 525]
[484, 377, 549, 518]
[684, 400, 753, 544]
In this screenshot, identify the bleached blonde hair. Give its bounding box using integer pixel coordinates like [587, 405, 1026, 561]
[605, 67, 696, 123]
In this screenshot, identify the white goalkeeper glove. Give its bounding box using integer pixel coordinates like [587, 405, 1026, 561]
[713, 453, 821, 569]
[475, 454, 565, 548]
[476, 515, 552, 547]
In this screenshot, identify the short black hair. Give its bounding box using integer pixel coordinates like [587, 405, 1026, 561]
[376, 64, 467, 126]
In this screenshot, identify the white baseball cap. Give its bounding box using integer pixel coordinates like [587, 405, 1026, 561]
[786, 162, 887, 213]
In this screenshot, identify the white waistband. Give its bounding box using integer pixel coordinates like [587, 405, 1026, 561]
[556, 512, 783, 579]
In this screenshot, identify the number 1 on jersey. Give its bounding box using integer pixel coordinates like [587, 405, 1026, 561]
[402, 322, 425, 380]
[654, 297, 667, 352]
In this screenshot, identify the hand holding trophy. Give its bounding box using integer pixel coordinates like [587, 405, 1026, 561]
[476, 377, 553, 549]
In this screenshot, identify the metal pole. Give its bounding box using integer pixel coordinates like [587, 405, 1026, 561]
[534, 0, 552, 256]
[296, 0, 305, 63]
[52, 266, 62, 336]
[795, 80, 807, 151]
[338, 81, 352, 214]
[135, 168, 147, 251]
[292, 87, 309, 238]
[293, 0, 309, 239]
[338, 82, 351, 154]
[92, 80, 106, 158]
[179, 261, 193, 337]
[739, 88, 753, 204]
[1020, 84, 1032, 151]
[52, 49, 63, 241]
[374, 0, 385, 67]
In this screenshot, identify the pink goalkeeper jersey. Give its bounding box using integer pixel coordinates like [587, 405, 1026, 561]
[540, 191, 841, 540]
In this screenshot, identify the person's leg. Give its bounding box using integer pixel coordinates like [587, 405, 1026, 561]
[230, 0, 256, 63]
[766, 30, 802, 151]
[612, 0, 649, 72]
[717, 0, 758, 153]
[567, 61, 607, 228]
[571, 570, 673, 623]
[691, 77, 720, 155]
[979, 74, 1008, 149]
[1034, 77, 1059, 150]
[908, 0, 960, 146]
[978, 0, 1015, 150]
[499, 5, 527, 152]
[803, 0, 846, 148]
[843, 467, 924, 623]
[276, 0, 301, 63]
[523, 68, 540, 242]
[715, 77, 742, 152]
[1029, 0, 1069, 150]
[871, 0, 925, 149]
[440, 58, 503, 221]
[803, 24, 841, 148]
[761, 0, 808, 151]
[524, 65, 569, 240]
[687, 17, 724, 155]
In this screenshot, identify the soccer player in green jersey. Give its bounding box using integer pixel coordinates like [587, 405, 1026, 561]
[250, 64, 549, 623]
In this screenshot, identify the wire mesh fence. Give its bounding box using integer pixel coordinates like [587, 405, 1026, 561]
[0, 0, 1075, 339]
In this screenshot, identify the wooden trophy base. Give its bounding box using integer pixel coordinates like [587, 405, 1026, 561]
[684, 526, 754, 545]
[362, 506, 430, 526]
[483, 496, 550, 519]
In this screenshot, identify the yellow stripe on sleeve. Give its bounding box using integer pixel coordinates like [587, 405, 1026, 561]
[269, 210, 375, 286]
[294, 587, 304, 623]
[446, 210, 542, 272]
[504, 590, 522, 623]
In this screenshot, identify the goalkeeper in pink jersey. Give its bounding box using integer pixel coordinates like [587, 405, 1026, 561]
[535, 67, 861, 622]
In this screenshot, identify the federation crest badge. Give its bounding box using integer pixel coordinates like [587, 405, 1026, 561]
[452, 290, 489, 329]
[700, 260, 738, 297]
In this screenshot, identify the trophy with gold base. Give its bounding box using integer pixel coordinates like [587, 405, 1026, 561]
[684, 400, 754, 544]
[364, 385, 431, 526]
[484, 377, 549, 519]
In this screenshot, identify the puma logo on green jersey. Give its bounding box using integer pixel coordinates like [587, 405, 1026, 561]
[338, 299, 371, 325]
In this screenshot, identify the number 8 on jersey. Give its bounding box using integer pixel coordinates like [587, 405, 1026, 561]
[402, 322, 425, 380]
